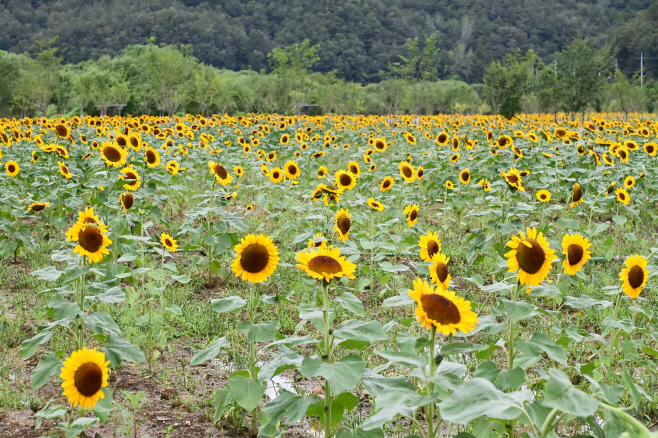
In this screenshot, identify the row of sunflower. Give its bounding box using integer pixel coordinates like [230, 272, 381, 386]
[0, 112, 656, 437]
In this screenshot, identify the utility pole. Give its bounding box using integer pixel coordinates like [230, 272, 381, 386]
[640, 52, 644, 88]
[554, 59, 557, 76]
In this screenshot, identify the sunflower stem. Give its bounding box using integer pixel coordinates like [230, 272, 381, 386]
[77, 258, 86, 350]
[426, 325, 437, 438]
[608, 292, 623, 382]
[249, 283, 258, 437]
[322, 279, 333, 438]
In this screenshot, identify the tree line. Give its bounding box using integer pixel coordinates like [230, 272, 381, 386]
[0, 36, 655, 118]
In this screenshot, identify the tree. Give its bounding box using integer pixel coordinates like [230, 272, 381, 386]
[483, 50, 538, 117]
[268, 40, 320, 115]
[33, 37, 63, 117]
[554, 37, 612, 120]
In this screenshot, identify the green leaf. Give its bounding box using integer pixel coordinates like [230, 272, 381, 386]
[335, 427, 384, 438]
[438, 378, 531, 424]
[376, 350, 426, 369]
[211, 296, 247, 313]
[378, 261, 409, 272]
[621, 364, 641, 407]
[357, 278, 372, 291]
[565, 295, 613, 310]
[171, 274, 191, 283]
[101, 333, 146, 366]
[83, 312, 121, 336]
[31, 266, 62, 281]
[238, 321, 277, 342]
[441, 343, 491, 356]
[557, 218, 580, 230]
[591, 223, 610, 236]
[336, 292, 365, 317]
[258, 390, 320, 436]
[213, 389, 233, 423]
[543, 368, 598, 417]
[228, 374, 267, 412]
[63, 263, 90, 283]
[31, 353, 62, 389]
[20, 330, 53, 358]
[359, 406, 414, 431]
[91, 388, 113, 423]
[301, 355, 366, 393]
[612, 214, 627, 226]
[191, 337, 230, 366]
[61, 417, 97, 437]
[93, 286, 126, 303]
[333, 320, 389, 342]
[500, 298, 536, 323]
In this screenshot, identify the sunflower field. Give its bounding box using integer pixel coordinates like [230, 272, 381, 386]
[1, 113, 658, 438]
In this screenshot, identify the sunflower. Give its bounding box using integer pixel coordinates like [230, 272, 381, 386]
[245, 204, 254, 211]
[605, 181, 616, 196]
[54, 123, 70, 139]
[266, 151, 277, 161]
[359, 195, 381, 211]
[408, 278, 477, 335]
[269, 167, 283, 183]
[81, 153, 93, 161]
[534, 190, 550, 203]
[620, 255, 649, 299]
[428, 253, 451, 290]
[624, 176, 635, 189]
[208, 161, 233, 185]
[315, 166, 328, 178]
[73, 207, 107, 230]
[5, 160, 19, 177]
[644, 142, 657, 156]
[308, 233, 327, 248]
[31, 151, 39, 163]
[399, 161, 416, 183]
[144, 147, 161, 167]
[446, 180, 454, 190]
[404, 132, 416, 145]
[436, 132, 449, 146]
[100, 143, 128, 167]
[403, 204, 419, 227]
[571, 183, 583, 208]
[615, 187, 630, 205]
[280, 134, 290, 145]
[58, 161, 72, 179]
[334, 208, 351, 242]
[66, 222, 112, 264]
[335, 170, 357, 191]
[295, 245, 356, 283]
[374, 137, 388, 152]
[119, 166, 141, 191]
[231, 234, 279, 283]
[602, 153, 615, 166]
[279, 160, 299, 180]
[60, 347, 110, 410]
[234, 166, 244, 177]
[370, 163, 377, 172]
[28, 202, 50, 212]
[416, 166, 424, 180]
[380, 176, 394, 192]
[501, 168, 524, 191]
[161, 233, 178, 252]
[505, 227, 556, 286]
[120, 192, 134, 212]
[459, 168, 471, 185]
[450, 153, 460, 163]
[419, 231, 442, 262]
[347, 161, 361, 177]
[561, 234, 592, 276]
[478, 178, 491, 192]
[616, 147, 629, 163]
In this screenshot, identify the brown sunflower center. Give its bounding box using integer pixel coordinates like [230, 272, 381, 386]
[336, 215, 350, 234]
[165, 238, 173, 247]
[628, 265, 645, 289]
[350, 165, 358, 174]
[130, 137, 139, 148]
[214, 164, 228, 179]
[318, 170, 325, 176]
[116, 137, 127, 147]
[567, 244, 584, 266]
[572, 186, 583, 203]
[288, 165, 297, 175]
[272, 171, 281, 179]
[32, 204, 46, 211]
[540, 194, 547, 200]
[515, 240, 546, 274]
[402, 166, 413, 178]
[619, 192, 626, 201]
[74, 362, 103, 397]
[307, 255, 343, 275]
[420, 294, 461, 325]
[435, 262, 448, 283]
[55, 125, 68, 138]
[240, 243, 270, 273]
[383, 180, 391, 189]
[146, 150, 157, 163]
[339, 173, 353, 186]
[417, 168, 424, 178]
[607, 185, 615, 195]
[409, 210, 417, 221]
[648, 146, 655, 153]
[499, 137, 509, 147]
[103, 146, 122, 162]
[507, 174, 519, 184]
[461, 171, 470, 181]
[438, 134, 447, 143]
[78, 225, 104, 253]
[375, 140, 385, 150]
[427, 240, 440, 258]
[121, 194, 134, 209]
[124, 172, 137, 181]
[7, 164, 15, 173]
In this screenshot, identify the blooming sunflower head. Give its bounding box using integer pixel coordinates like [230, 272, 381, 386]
[571, 183, 583, 207]
[28, 202, 50, 212]
[459, 168, 471, 184]
[429, 253, 451, 290]
[5, 160, 19, 177]
[536, 189, 551, 203]
[620, 255, 649, 299]
[334, 208, 351, 242]
[505, 227, 556, 286]
[209, 161, 232, 185]
[419, 231, 441, 262]
[161, 233, 178, 252]
[367, 197, 385, 212]
[284, 160, 301, 180]
[403, 204, 419, 227]
[120, 192, 134, 212]
[308, 233, 327, 248]
[398, 161, 416, 183]
[408, 278, 478, 335]
[231, 234, 279, 284]
[561, 233, 592, 276]
[615, 187, 630, 205]
[295, 245, 356, 283]
[60, 347, 110, 410]
[335, 170, 357, 191]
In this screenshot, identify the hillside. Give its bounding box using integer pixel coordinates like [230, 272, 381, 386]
[0, 0, 651, 82]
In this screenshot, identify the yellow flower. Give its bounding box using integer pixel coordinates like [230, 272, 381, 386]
[231, 234, 279, 284]
[408, 278, 478, 335]
[296, 245, 356, 283]
[620, 255, 649, 299]
[505, 227, 556, 286]
[60, 347, 110, 410]
[161, 233, 178, 252]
